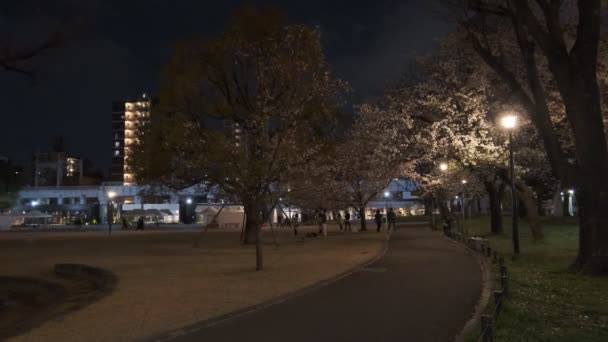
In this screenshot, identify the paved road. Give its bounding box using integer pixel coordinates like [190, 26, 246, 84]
[160, 224, 482, 342]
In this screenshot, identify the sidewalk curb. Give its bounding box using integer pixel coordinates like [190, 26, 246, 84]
[147, 230, 393, 342]
[438, 232, 494, 342]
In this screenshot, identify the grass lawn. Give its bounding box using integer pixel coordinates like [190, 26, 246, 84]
[0, 225, 384, 342]
[464, 216, 608, 341]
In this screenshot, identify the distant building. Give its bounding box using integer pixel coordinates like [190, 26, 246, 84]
[111, 93, 151, 185]
[33, 152, 83, 187]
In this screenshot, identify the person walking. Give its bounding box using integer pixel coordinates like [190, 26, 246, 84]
[122, 217, 129, 230]
[317, 210, 324, 234]
[293, 213, 299, 236]
[374, 209, 383, 232]
[387, 208, 396, 231]
[337, 213, 343, 231]
[320, 209, 328, 236]
[137, 217, 144, 230]
[344, 211, 351, 232]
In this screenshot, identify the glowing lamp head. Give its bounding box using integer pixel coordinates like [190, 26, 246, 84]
[384, 191, 390, 198]
[108, 191, 116, 199]
[31, 200, 39, 207]
[500, 114, 518, 129]
[186, 198, 192, 204]
[461, 179, 467, 184]
[439, 163, 448, 172]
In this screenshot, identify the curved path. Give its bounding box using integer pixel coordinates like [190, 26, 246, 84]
[156, 223, 481, 342]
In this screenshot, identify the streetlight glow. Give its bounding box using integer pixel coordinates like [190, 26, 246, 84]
[108, 191, 116, 199]
[31, 200, 39, 207]
[186, 198, 192, 204]
[500, 114, 518, 129]
[439, 162, 448, 172]
[384, 191, 390, 198]
[501, 112, 520, 254]
[461, 179, 467, 184]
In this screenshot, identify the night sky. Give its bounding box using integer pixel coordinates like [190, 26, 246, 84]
[0, 0, 451, 175]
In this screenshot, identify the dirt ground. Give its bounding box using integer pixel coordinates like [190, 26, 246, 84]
[0, 224, 384, 342]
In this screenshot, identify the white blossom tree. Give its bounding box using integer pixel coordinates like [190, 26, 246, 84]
[437, 0, 608, 273]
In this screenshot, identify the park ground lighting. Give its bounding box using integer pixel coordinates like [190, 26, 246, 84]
[461, 179, 467, 184]
[500, 112, 520, 254]
[439, 162, 448, 172]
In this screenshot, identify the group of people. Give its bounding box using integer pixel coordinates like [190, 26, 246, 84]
[335, 211, 352, 232]
[122, 217, 145, 230]
[276, 213, 300, 236]
[277, 215, 292, 228]
[374, 208, 396, 232]
[319, 207, 397, 234]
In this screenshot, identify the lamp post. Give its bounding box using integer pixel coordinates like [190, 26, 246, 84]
[186, 198, 192, 223]
[108, 191, 116, 236]
[383, 191, 390, 217]
[500, 114, 520, 255]
[433, 162, 449, 226]
[461, 179, 467, 220]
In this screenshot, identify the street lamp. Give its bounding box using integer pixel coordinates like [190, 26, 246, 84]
[108, 191, 116, 236]
[384, 191, 390, 214]
[439, 162, 449, 172]
[500, 113, 520, 254]
[461, 179, 467, 219]
[186, 198, 193, 223]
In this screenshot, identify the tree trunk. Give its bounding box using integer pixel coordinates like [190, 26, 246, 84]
[515, 181, 544, 241]
[536, 193, 545, 216]
[358, 206, 367, 231]
[243, 201, 262, 244]
[574, 182, 608, 275]
[242, 200, 266, 270]
[255, 225, 263, 271]
[484, 181, 504, 234]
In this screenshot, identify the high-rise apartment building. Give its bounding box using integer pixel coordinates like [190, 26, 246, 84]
[111, 93, 151, 185]
[33, 152, 82, 187]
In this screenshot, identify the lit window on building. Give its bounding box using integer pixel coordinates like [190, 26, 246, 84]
[115, 141, 120, 147]
[114, 150, 120, 156]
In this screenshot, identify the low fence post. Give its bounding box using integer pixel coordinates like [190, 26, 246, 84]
[494, 290, 503, 314]
[481, 315, 494, 342]
[501, 275, 509, 296]
[500, 264, 507, 277]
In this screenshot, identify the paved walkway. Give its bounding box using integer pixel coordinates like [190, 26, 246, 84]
[158, 224, 482, 342]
